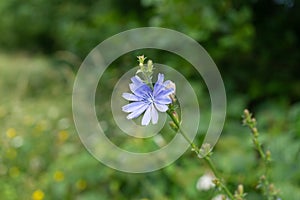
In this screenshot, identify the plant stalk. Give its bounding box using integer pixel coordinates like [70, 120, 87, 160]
[167, 110, 235, 200]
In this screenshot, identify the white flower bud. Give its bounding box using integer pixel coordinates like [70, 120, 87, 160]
[164, 80, 176, 94]
[212, 194, 229, 200]
[196, 173, 215, 191]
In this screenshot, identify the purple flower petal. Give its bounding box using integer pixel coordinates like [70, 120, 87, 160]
[154, 102, 169, 112]
[163, 80, 172, 87]
[164, 80, 176, 93]
[130, 84, 152, 97]
[153, 83, 164, 97]
[126, 104, 149, 119]
[122, 101, 146, 113]
[153, 74, 175, 98]
[134, 84, 152, 95]
[129, 83, 141, 94]
[131, 75, 144, 85]
[122, 73, 175, 126]
[155, 88, 174, 98]
[155, 97, 172, 105]
[153, 74, 165, 96]
[141, 105, 152, 125]
[157, 73, 164, 83]
[151, 104, 158, 124]
[122, 93, 141, 101]
[129, 76, 146, 93]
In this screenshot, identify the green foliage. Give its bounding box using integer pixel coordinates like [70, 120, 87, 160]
[1, 0, 299, 101]
[0, 0, 299, 199]
[0, 53, 299, 199]
[0, 0, 143, 55]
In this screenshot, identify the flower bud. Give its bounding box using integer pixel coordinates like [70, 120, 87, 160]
[147, 60, 153, 72]
[269, 184, 275, 192]
[171, 111, 180, 124]
[169, 121, 178, 132]
[196, 173, 215, 191]
[137, 55, 146, 66]
[237, 184, 244, 195]
[199, 143, 212, 157]
[164, 80, 176, 94]
[212, 178, 221, 187]
[252, 127, 259, 137]
[244, 109, 250, 116]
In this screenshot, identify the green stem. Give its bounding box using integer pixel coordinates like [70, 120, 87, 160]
[143, 73, 153, 90]
[167, 111, 197, 151]
[243, 110, 280, 199]
[204, 156, 235, 199]
[255, 139, 266, 161]
[204, 156, 220, 181]
[167, 110, 235, 200]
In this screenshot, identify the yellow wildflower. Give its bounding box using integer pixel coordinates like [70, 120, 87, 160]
[76, 179, 87, 190]
[58, 130, 69, 143]
[53, 171, 64, 182]
[32, 189, 45, 200]
[6, 128, 16, 138]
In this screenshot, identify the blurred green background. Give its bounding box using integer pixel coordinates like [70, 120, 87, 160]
[0, 0, 300, 199]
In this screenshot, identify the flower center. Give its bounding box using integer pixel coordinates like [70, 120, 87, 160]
[146, 93, 154, 103]
[147, 96, 154, 103]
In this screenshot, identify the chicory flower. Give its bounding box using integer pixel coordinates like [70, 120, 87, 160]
[122, 73, 174, 126]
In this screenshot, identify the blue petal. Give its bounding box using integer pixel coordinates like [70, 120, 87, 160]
[132, 84, 152, 97]
[126, 103, 149, 119]
[163, 80, 172, 87]
[163, 80, 176, 92]
[129, 76, 146, 93]
[153, 83, 164, 97]
[151, 104, 158, 124]
[141, 105, 152, 126]
[154, 102, 169, 112]
[155, 88, 174, 98]
[129, 83, 146, 94]
[157, 73, 164, 84]
[131, 75, 144, 85]
[122, 93, 141, 101]
[153, 74, 165, 96]
[155, 97, 172, 105]
[122, 101, 146, 113]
